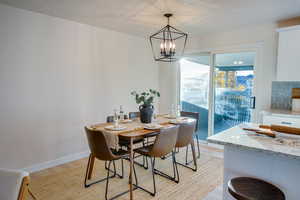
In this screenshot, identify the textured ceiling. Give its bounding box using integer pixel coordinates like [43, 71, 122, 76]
[1, 0, 300, 37]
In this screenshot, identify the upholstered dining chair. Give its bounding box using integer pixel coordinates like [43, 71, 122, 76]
[180, 111, 201, 163]
[84, 127, 135, 200]
[133, 125, 179, 196]
[174, 121, 197, 175]
[128, 112, 140, 119]
[0, 168, 37, 200]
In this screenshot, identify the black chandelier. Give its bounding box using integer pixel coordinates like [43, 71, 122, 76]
[149, 13, 188, 62]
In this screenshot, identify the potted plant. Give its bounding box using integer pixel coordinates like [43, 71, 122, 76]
[131, 89, 160, 123]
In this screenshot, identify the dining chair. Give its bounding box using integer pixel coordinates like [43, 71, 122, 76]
[174, 121, 197, 174]
[106, 116, 148, 169]
[133, 125, 179, 196]
[84, 127, 136, 200]
[128, 111, 159, 146]
[180, 111, 201, 164]
[128, 112, 140, 119]
[0, 168, 37, 200]
[128, 112, 159, 169]
[106, 115, 144, 147]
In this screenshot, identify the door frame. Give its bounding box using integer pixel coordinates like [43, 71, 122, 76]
[182, 42, 263, 137]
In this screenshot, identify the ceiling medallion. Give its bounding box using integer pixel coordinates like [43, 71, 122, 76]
[150, 13, 188, 62]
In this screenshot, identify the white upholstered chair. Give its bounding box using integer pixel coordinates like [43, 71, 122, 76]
[0, 168, 37, 200]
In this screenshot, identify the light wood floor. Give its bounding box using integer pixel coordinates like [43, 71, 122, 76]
[27, 143, 223, 200]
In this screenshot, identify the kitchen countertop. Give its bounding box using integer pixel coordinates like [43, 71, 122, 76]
[207, 124, 300, 159]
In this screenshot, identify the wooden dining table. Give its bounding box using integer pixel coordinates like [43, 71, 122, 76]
[87, 115, 196, 200]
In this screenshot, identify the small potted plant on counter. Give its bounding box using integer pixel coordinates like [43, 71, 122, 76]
[131, 89, 160, 123]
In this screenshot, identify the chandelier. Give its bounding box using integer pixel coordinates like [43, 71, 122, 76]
[150, 13, 188, 62]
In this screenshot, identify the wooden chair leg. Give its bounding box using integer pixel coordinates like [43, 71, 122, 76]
[28, 189, 38, 200]
[18, 176, 38, 200]
[87, 155, 95, 179]
[18, 177, 29, 200]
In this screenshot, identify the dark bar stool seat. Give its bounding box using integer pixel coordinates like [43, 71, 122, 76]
[228, 177, 285, 200]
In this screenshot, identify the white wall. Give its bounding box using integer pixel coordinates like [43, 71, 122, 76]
[159, 24, 278, 121]
[0, 4, 159, 170]
[158, 62, 180, 114]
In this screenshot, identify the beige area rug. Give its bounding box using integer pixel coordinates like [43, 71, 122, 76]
[28, 142, 224, 200]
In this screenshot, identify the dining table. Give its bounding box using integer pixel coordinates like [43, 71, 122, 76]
[87, 115, 196, 200]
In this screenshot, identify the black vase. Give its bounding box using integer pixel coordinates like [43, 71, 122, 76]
[139, 104, 154, 123]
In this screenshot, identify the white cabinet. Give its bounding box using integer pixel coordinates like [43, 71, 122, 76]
[263, 115, 300, 128]
[262, 110, 300, 128]
[277, 26, 300, 81]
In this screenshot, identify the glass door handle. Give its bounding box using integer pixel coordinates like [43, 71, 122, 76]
[250, 96, 256, 109]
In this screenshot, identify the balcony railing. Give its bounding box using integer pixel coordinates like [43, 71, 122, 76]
[181, 94, 251, 140]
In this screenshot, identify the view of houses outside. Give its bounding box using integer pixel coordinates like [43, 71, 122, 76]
[214, 69, 253, 134]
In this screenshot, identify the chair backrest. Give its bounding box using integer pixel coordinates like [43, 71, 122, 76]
[176, 121, 196, 148]
[181, 111, 199, 131]
[106, 116, 114, 123]
[149, 125, 179, 157]
[129, 112, 140, 119]
[0, 168, 29, 200]
[84, 127, 116, 161]
[106, 115, 128, 123]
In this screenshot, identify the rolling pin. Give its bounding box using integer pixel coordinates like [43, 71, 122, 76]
[255, 130, 276, 138]
[243, 126, 275, 138]
[271, 125, 300, 135]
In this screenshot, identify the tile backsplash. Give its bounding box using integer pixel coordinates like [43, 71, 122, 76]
[271, 81, 300, 110]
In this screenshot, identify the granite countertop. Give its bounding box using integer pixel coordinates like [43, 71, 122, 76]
[207, 124, 300, 159]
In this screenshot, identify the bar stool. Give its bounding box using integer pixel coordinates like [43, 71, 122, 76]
[228, 177, 285, 200]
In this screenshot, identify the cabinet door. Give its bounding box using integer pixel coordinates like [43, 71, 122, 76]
[277, 28, 300, 81]
[263, 115, 300, 128]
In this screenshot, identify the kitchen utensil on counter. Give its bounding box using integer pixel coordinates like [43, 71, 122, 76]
[271, 125, 300, 135]
[259, 125, 271, 129]
[292, 88, 300, 99]
[255, 130, 276, 138]
[241, 124, 275, 138]
[242, 127, 276, 137]
[243, 123, 300, 138]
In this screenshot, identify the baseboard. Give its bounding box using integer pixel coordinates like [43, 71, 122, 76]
[22, 151, 90, 173]
[197, 139, 223, 149]
[207, 142, 224, 150]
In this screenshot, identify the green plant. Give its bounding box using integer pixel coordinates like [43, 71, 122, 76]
[131, 89, 160, 106]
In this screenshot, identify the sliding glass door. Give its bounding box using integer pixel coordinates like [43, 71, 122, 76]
[213, 52, 255, 134]
[180, 52, 256, 139]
